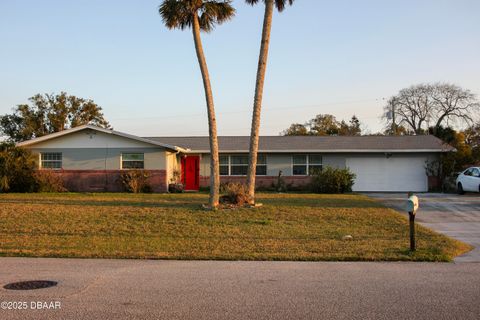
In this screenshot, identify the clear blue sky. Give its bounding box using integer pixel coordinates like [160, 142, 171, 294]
[1, 0, 479, 136]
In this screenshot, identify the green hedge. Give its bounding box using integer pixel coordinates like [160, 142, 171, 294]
[309, 166, 356, 194]
[0, 142, 66, 193]
[0, 142, 37, 192]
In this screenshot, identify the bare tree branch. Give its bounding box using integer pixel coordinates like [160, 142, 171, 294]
[383, 83, 480, 135]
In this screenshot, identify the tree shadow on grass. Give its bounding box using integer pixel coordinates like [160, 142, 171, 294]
[259, 197, 386, 209]
[0, 193, 386, 210]
[0, 199, 204, 210]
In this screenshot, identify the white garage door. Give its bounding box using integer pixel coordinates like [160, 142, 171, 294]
[346, 156, 427, 192]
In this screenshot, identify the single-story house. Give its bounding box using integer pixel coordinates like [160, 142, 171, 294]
[17, 124, 454, 193]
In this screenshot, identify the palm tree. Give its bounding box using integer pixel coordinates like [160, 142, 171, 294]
[245, 0, 294, 204]
[159, 0, 235, 209]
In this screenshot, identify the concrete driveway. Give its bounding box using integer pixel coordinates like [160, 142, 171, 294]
[367, 193, 480, 262]
[1, 258, 479, 320]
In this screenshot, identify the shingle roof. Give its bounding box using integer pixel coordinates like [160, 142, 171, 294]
[144, 135, 454, 153]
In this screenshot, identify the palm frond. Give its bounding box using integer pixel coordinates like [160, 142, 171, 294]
[159, 0, 194, 30]
[275, 0, 294, 12]
[199, 1, 235, 32]
[245, 0, 295, 12]
[159, 0, 235, 32]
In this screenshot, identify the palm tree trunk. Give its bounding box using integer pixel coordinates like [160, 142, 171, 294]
[192, 14, 220, 208]
[246, 0, 274, 204]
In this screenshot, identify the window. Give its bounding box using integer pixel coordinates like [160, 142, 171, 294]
[122, 153, 144, 169]
[219, 154, 267, 176]
[220, 155, 229, 176]
[256, 155, 267, 176]
[231, 155, 249, 176]
[293, 155, 307, 175]
[40, 152, 62, 169]
[309, 155, 323, 174]
[293, 154, 323, 175]
[472, 168, 480, 178]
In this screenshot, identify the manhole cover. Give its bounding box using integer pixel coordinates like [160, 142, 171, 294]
[3, 280, 58, 290]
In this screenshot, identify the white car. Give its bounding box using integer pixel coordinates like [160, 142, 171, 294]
[456, 167, 480, 194]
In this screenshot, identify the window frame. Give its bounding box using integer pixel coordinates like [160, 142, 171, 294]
[121, 153, 145, 170]
[219, 154, 267, 176]
[39, 152, 63, 170]
[255, 154, 268, 176]
[219, 155, 230, 176]
[292, 154, 323, 176]
[472, 168, 480, 178]
[292, 155, 308, 176]
[230, 155, 249, 176]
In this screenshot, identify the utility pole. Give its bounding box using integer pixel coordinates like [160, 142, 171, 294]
[391, 98, 396, 135]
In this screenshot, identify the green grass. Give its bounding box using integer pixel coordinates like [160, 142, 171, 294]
[0, 193, 472, 261]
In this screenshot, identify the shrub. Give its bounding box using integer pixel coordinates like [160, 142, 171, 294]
[169, 169, 182, 184]
[141, 183, 153, 193]
[168, 183, 184, 193]
[0, 143, 37, 193]
[220, 182, 249, 206]
[275, 170, 287, 192]
[120, 170, 151, 193]
[33, 170, 67, 192]
[199, 186, 210, 192]
[309, 166, 356, 194]
[442, 174, 459, 193]
[168, 169, 184, 193]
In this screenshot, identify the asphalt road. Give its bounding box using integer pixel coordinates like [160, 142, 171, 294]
[367, 193, 480, 262]
[1, 258, 479, 320]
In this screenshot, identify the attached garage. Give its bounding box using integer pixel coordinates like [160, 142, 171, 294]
[346, 156, 428, 192]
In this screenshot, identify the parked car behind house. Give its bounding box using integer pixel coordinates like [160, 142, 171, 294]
[456, 167, 480, 194]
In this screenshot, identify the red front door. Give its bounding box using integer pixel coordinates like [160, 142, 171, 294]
[181, 156, 200, 191]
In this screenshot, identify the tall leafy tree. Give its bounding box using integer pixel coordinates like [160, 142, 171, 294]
[0, 92, 110, 142]
[464, 123, 480, 149]
[427, 126, 473, 180]
[281, 123, 308, 136]
[463, 123, 480, 163]
[245, 0, 295, 204]
[282, 114, 363, 136]
[159, 0, 235, 209]
[339, 115, 361, 136]
[308, 114, 341, 136]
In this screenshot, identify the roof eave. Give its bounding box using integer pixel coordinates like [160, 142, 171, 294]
[184, 149, 453, 154]
[16, 124, 91, 147]
[16, 124, 185, 152]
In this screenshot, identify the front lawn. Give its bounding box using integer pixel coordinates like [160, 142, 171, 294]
[0, 193, 471, 261]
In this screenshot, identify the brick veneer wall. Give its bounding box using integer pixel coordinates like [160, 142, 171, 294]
[50, 170, 167, 193]
[200, 175, 312, 189]
[428, 176, 441, 191]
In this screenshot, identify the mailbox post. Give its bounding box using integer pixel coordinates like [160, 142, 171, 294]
[406, 192, 419, 251]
